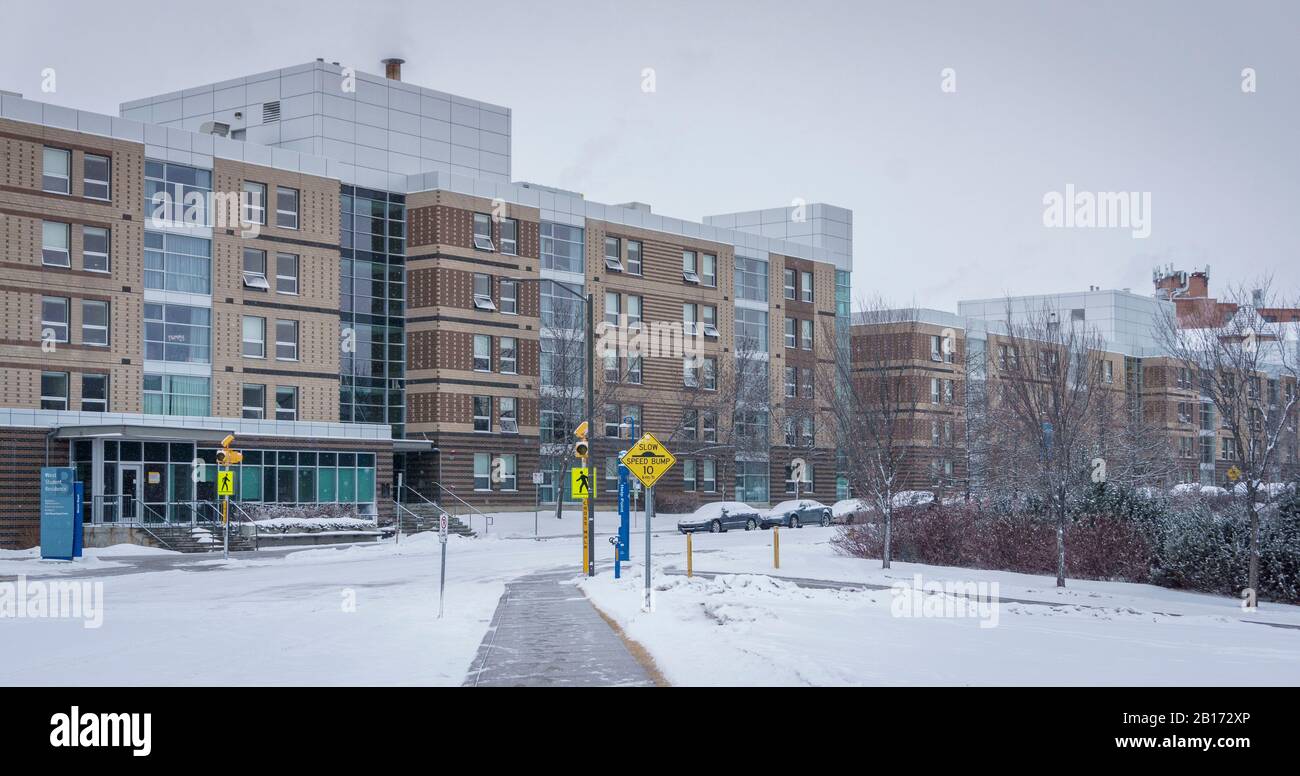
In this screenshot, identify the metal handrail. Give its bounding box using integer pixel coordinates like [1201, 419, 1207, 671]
[196, 499, 259, 551]
[400, 483, 492, 535]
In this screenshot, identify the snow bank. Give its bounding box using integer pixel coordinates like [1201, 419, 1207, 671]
[892, 491, 934, 507]
[253, 516, 380, 534]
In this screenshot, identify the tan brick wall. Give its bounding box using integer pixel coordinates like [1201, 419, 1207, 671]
[0, 118, 147, 412]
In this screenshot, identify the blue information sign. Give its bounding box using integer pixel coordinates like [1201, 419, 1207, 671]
[73, 481, 85, 558]
[617, 451, 631, 561]
[40, 467, 77, 560]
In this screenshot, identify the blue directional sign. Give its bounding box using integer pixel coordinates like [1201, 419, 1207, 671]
[617, 450, 631, 561]
[40, 467, 77, 560]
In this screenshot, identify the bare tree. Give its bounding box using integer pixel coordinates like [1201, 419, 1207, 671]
[992, 304, 1109, 587]
[1155, 280, 1300, 602]
[821, 302, 927, 569]
[1092, 380, 1180, 491]
[539, 281, 588, 520]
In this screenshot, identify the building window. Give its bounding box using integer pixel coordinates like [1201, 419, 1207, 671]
[41, 296, 69, 343]
[801, 271, 813, 302]
[242, 181, 267, 224]
[682, 250, 699, 283]
[1102, 360, 1114, 383]
[242, 384, 265, 419]
[499, 279, 517, 315]
[473, 213, 494, 250]
[145, 160, 212, 225]
[604, 403, 621, 437]
[42, 221, 70, 266]
[682, 302, 697, 335]
[784, 417, 797, 446]
[242, 247, 269, 290]
[682, 409, 699, 439]
[144, 231, 211, 293]
[784, 269, 796, 300]
[42, 147, 70, 194]
[83, 226, 110, 272]
[500, 337, 518, 374]
[474, 334, 492, 372]
[735, 255, 768, 302]
[81, 300, 109, 346]
[701, 254, 717, 287]
[143, 374, 210, 416]
[605, 292, 622, 328]
[604, 236, 623, 272]
[275, 320, 299, 361]
[499, 397, 518, 434]
[703, 357, 717, 391]
[802, 416, 815, 446]
[702, 411, 717, 442]
[499, 218, 518, 255]
[684, 358, 699, 388]
[626, 295, 642, 328]
[276, 253, 299, 294]
[701, 460, 717, 492]
[540, 222, 584, 273]
[275, 186, 299, 229]
[931, 377, 941, 404]
[497, 454, 517, 491]
[701, 305, 718, 338]
[40, 371, 68, 410]
[801, 319, 813, 350]
[242, 316, 266, 358]
[785, 366, 797, 398]
[473, 273, 496, 311]
[143, 302, 209, 363]
[627, 240, 642, 275]
[604, 347, 620, 383]
[627, 354, 643, 384]
[930, 335, 943, 362]
[784, 317, 796, 348]
[473, 396, 492, 432]
[81, 374, 107, 412]
[276, 386, 298, 421]
[683, 459, 697, 492]
[83, 154, 111, 201]
[735, 308, 769, 352]
[801, 367, 813, 400]
[473, 453, 492, 490]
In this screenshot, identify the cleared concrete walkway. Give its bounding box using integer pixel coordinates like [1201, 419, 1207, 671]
[464, 570, 656, 687]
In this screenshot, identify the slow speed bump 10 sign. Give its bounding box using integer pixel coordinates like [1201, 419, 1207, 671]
[624, 432, 676, 488]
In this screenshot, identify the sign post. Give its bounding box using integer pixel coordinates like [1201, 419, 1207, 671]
[532, 471, 544, 541]
[624, 433, 676, 609]
[217, 468, 235, 560]
[571, 466, 596, 575]
[438, 513, 449, 618]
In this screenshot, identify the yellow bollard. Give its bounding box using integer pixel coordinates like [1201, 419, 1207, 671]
[773, 526, 780, 569]
[686, 532, 693, 578]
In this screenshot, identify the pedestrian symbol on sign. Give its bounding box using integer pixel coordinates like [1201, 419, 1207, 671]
[217, 470, 234, 496]
[571, 467, 595, 499]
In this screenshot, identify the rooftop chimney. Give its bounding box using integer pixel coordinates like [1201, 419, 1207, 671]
[382, 58, 405, 81]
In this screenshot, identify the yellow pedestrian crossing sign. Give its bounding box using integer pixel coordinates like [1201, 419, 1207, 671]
[625, 432, 676, 488]
[217, 470, 234, 496]
[571, 467, 595, 499]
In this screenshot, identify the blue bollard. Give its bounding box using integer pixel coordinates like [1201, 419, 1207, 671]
[609, 536, 622, 579]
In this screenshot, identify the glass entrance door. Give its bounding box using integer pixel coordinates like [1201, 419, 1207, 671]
[120, 464, 142, 523]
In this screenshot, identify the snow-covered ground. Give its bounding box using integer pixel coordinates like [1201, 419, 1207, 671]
[580, 528, 1300, 686]
[3, 520, 1298, 686]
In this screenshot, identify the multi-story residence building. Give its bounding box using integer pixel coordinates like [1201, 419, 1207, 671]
[848, 289, 1299, 499]
[0, 60, 852, 547]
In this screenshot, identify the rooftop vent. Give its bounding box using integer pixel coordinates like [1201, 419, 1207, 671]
[262, 101, 280, 123]
[199, 121, 230, 137]
[382, 58, 405, 81]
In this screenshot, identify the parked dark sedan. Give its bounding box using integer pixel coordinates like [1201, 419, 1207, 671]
[677, 502, 763, 533]
[761, 499, 832, 529]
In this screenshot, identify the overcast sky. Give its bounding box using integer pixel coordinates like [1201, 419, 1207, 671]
[3, 0, 1297, 310]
